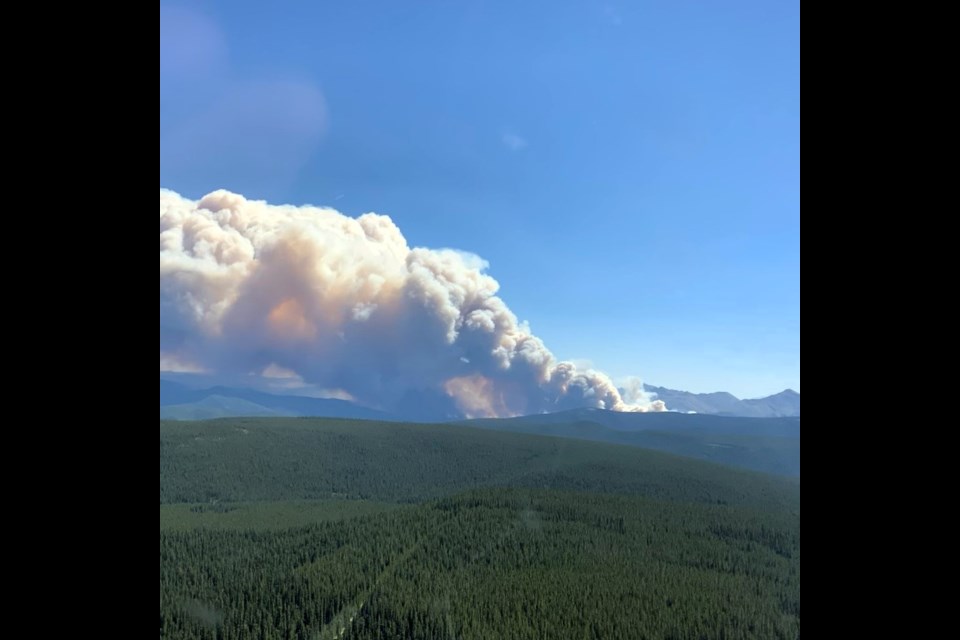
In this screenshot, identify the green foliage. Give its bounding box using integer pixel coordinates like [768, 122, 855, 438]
[160, 418, 800, 509]
[160, 490, 800, 639]
[160, 500, 401, 531]
[160, 419, 800, 639]
[462, 413, 801, 477]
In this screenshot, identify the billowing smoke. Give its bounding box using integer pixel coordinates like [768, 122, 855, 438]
[160, 189, 666, 418]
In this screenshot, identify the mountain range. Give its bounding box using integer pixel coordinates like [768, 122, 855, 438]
[160, 378, 800, 476]
[642, 385, 800, 417]
[160, 379, 390, 421]
[460, 408, 800, 476]
[160, 378, 799, 421]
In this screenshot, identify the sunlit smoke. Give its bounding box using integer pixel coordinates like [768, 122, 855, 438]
[160, 189, 667, 418]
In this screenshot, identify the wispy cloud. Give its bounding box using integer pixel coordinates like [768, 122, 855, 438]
[160, 5, 228, 81]
[160, 5, 327, 194]
[603, 5, 623, 27]
[160, 352, 208, 374]
[501, 132, 529, 151]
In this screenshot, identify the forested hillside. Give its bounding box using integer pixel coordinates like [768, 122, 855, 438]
[160, 418, 800, 639]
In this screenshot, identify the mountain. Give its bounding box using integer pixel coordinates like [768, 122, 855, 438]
[161, 417, 801, 505]
[160, 395, 293, 420]
[464, 407, 800, 437]
[743, 389, 802, 416]
[461, 409, 800, 476]
[159, 379, 800, 475]
[161, 378, 799, 421]
[160, 379, 390, 421]
[644, 385, 800, 417]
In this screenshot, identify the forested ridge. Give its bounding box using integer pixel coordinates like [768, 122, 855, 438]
[160, 418, 799, 508]
[160, 418, 800, 639]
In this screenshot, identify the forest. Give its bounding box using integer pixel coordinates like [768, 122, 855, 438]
[160, 418, 800, 639]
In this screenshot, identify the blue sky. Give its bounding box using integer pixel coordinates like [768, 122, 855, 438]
[160, 1, 799, 398]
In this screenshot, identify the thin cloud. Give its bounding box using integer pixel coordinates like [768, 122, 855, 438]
[603, 5, 623, 27]
[160, 5, 228, 81]
[501, 133, 529, 151]
[160, 6, 327, 194]
[160, 352, 208, 374]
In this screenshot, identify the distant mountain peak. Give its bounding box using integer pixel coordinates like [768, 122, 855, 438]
[641, 384, 800, 418]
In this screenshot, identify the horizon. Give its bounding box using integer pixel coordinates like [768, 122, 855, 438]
[159, 371, 798, 405]
[160, 1, 799, 406]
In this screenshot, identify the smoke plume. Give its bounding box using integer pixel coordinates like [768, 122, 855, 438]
[160, 189, 666, 418]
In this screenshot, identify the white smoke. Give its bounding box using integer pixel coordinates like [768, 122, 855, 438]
[159, 189, 667, 418]
[620, 377, 656, 406]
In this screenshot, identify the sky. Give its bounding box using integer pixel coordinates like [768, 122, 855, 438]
[160, 0, 800, 400]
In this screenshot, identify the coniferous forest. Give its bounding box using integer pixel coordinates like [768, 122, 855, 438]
[160, 418, 800, 639]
